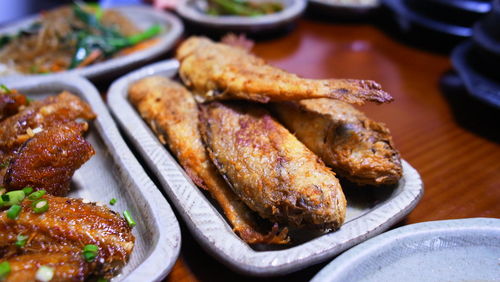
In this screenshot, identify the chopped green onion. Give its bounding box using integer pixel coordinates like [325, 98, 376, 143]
[7, 204, 21, 219]
[123, 210, 136, 228]
[109, 198, 117, 205]
[1, 190, 25, 206]
[28, 190, 46, 200]
[15, 234, 28, 247]
[0, 84, 11, 93]
[0, 161, 8, 168]
[35, 265, 54, 282]
[97, 278, 108, 282]
[82, 244, 99, 262]
[0, 261, 11, 279]
[127, 24, 162, 45]
[32, 199, 48, 214]
[22, 187, 33, 196]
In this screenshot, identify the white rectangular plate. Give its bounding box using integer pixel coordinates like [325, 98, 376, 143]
[1, 75, 181, 281]
[0, 5, 183, 81]
[107, 60, 424, 276]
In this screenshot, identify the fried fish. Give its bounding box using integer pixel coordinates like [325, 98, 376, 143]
[0, 195, 135, 280]
[128, 76, 288, 244]
[199, 102, 346, 229]
[176, 36, 392, 104]
[272, 99, 402, 185]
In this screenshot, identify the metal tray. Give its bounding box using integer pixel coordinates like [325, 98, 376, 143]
[0, 75, 181, 281]
[311, 218, 500, 282]
[0, 5, 183, 81]
[107, 60, 424, 276]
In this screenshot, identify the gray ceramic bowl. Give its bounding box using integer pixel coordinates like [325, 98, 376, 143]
[175, 0, 306, 33]
[0, 75, 181, 281]
[311, 218, 500, 282]
[107, 60, 424, 277]
[0, 5, 183, 81]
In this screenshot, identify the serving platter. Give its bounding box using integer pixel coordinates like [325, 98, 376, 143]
[0, 75, 181, 281]
[311, 218, 500, 282]
[0, 5, 183, 81]
[175, 0, 306, 33]
[107, 60, 424, 276]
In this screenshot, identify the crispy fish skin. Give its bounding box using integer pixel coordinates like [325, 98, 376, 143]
[176, 37, 392, 104]
[3, 122, 95, 196]
[199, 102, 347, 229]
[0, 195, 134, 280]
[272, 99, 402, 185]
[128, 76, 288, 244]
[0, 91, 95, 154]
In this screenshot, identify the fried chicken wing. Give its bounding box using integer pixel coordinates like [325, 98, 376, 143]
[3, 122, 95, 196]
[199, 102, 346, 229]
[0, 195, 134, 280]
[176, 37, 392, 104]
[0, 91, 95, 154]
[0, 89, 28, 121]
[272, 99, 402, 185]
[129, 76, 288, 244]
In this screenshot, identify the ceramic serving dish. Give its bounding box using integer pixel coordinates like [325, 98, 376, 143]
[0, 75, 181, 281]
[175, 0, 306, 33]
[0, 5, 183, 81]
[107, 60, 424, 276]
[311, 218, 500, 282]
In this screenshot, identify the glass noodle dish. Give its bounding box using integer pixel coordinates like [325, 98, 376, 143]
[0, 3, 162, 75]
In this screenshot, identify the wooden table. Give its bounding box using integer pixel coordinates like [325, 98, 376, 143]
[165, 17, 500, 282]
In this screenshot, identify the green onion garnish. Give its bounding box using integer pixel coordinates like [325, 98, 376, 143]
[28, 190, 46, 200]
[82, 244, 99, 262]
[22, 187, 33, 195]
[15, 234, 28, 247]
[0, 84, 11, 93]
[123, 210, 136, 228]
[7, 204, 21, 219]
[32, 199, 48, 214]
[97, 278, 108, 282]
[1, 190, 25, 206]
[35, 265, 54, 282]
[109, 198, 117, 205]
[0, 161, 8, 168]
[0, 261, 11, 279]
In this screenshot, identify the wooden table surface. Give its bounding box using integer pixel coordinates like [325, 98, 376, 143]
[165, 16, 500, 282]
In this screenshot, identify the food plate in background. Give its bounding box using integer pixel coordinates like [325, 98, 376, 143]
[107, 60, 424, 276]
[175, 0, 306, 33]
[1, 75, 181, 281]
[0, 5, 183, 81]
[311, 218, 500, 282]
[307, 0, 380, 17]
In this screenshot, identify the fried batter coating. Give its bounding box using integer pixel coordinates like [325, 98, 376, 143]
[0, 195, 135, 280]
[0, 91, 95, 154]
[3, 122, 95, 196]
[272, 99, 402, 185]
[128, 76, 288, 244]
[199, 102, 346, 229]
[176, 37, 392, 104]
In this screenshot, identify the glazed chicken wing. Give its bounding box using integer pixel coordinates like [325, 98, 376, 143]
[3, 122, 95, 196]
[272, 99, 402, 185]
[176, 37, 392, 104]
[199, 102, 346, 229]
[0, 91, 95, 154]
[0, 195, 134, 280]
[0, 89, 28, 121]
[128, 76, 288, 244]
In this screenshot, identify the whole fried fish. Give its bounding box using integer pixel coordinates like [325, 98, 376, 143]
[0, 195, 135, 280]
[176, 36, 392, 104]
[199, 102, 346, 230]
[129, 76, 288, 244]
[272, 99, 402, 185]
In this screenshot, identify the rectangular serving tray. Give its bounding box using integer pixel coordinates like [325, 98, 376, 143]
[107, 60, 424, 276]
[1, 75, 181, 281]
